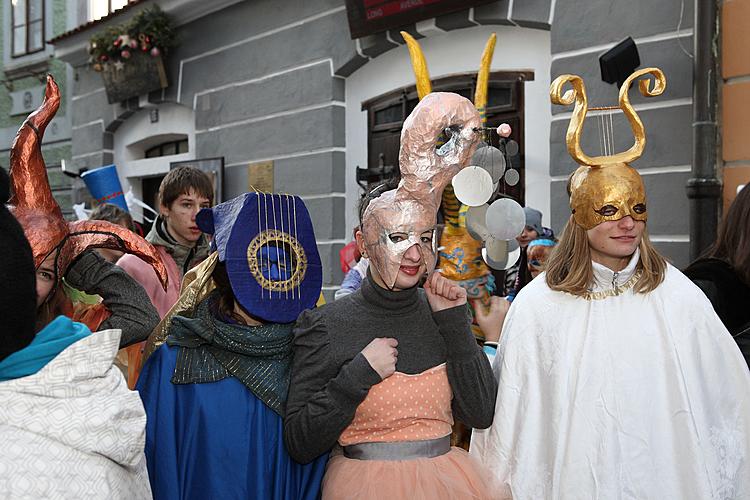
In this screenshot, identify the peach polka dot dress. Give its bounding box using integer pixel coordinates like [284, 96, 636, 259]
[322, 364, 492, 499]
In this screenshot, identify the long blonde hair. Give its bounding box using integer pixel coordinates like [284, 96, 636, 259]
[545, 216, 667, 296]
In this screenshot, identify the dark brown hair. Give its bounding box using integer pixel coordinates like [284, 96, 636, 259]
[358, 177, 399, 225]
[89, 203, 136, 232]
[210, 261, 264, 325]
[35, 286, 72, 333]
[158, 166, 214, 209]
[705, 184, 750, 285]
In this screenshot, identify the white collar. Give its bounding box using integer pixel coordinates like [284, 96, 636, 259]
[589, 248, 640, 294]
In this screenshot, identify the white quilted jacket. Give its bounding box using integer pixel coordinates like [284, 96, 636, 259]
[0, 329, 152, 499]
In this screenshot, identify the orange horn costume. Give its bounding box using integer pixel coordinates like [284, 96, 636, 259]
[9, 75, 167, 309]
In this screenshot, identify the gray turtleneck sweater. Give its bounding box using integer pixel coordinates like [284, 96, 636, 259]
[284, 274, 497, 464]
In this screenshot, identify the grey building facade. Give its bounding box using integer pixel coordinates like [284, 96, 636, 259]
[41, 0, 697, 298]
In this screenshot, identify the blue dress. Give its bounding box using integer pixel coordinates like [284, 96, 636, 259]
[138, 344, 328, 500]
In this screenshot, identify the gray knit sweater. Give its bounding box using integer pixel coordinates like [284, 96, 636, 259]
[284, 274, 497, 464]
[65, 251, 159, 348]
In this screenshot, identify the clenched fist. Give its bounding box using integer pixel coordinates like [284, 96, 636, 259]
[361, 337, 398, 380]
[424, 272, 467, 312]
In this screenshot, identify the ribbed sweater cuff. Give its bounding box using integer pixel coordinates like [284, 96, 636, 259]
[432, 304, 479, 361]
[328, 352, 382, 410]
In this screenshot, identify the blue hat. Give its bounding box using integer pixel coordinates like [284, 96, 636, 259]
[196, 192, 322, 323]
[527, 238, 556, 249]
[80, 164, 129, 212]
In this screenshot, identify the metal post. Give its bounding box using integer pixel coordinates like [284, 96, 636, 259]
[686, 0, 721, 260]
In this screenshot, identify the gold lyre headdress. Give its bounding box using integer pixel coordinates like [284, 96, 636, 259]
[550, 67, 667, 230]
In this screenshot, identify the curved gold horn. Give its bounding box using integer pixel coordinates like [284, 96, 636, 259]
[550, 74, 593, 166]
[474, 33, 497, 124]
[401, 31, 432, 100]
[615, 67, 667, 163]
[550, 68, 666, 167]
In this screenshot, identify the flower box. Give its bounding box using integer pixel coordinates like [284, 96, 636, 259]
[100, 51, 168, 104]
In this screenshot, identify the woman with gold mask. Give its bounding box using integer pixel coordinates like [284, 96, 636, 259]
[471, 68, 750, 499]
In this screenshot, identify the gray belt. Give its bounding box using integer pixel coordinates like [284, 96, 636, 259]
[343, 435, 451, 461]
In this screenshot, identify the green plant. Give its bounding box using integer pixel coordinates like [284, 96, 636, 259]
[89, 6, 177, 70]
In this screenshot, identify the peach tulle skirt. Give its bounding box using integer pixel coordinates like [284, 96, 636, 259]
[321, 447, 493, 500]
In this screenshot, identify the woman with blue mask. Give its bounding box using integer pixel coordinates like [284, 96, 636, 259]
[137, 192, 328, 500]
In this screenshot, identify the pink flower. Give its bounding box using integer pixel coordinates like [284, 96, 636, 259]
[129, 39, 138, 49]
[121, 49, 131, 59]
[497, 123, 512, 138]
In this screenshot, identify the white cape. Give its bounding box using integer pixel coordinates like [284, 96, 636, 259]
[471, 252, 750, 499]
[0, 329, 152, 499]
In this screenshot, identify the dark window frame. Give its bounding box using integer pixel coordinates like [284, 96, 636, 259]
[145, 138, 189, 159]
[11, 0, 45, 58]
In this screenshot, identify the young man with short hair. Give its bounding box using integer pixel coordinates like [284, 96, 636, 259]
[119, 166, 214, 317]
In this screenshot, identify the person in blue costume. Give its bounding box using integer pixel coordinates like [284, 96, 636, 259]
[137, 191, 328, 500]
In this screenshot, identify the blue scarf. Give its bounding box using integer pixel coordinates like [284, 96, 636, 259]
[0, 316, 91, 382]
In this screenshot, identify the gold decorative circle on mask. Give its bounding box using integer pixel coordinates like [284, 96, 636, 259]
[246, 229, 307, 292]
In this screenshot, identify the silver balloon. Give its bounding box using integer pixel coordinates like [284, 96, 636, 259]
[485, 198, 525, 240]
[470, 145, 506, 182]
[452, 166, 494, 207]
[505, 139, 519, 157]
[465, 204, 491, 242]
[506, 238, 520, 252]
[482, 237, 510, 270]
[504, 168, 520, 186]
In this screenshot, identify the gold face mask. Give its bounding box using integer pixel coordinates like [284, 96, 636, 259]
[550, 68, 666, 230]
[569, 163, 647, 230]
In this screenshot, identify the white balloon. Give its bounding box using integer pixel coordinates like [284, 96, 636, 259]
[504, 245, 521, 269]
[452, 166, 494, 207]
[482, 237, 508, 270]
[485, 198, 525, 240]
[482, 247, 505, 270]
[465, 204, 491, 241]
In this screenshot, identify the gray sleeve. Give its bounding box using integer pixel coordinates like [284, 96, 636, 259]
[284, 308, 382, 464]
[433, 304, 498, 429]
[65, 251, 160, 348]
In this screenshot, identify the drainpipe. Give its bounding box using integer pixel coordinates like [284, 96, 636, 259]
[686, 0, 721, 260]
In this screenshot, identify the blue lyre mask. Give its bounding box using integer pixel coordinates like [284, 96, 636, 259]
[196, 192, 322, 323]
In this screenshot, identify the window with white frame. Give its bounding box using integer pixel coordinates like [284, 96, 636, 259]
[88, 0, 129, 22]
[11, 0, 45, 57]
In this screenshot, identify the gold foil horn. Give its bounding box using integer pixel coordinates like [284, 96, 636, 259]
[401, 32, 432, 100]
[474, 33, 497, 121]
[550, 67, 666, 167]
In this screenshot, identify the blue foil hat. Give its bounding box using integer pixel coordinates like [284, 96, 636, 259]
[196, 192, 322, 323]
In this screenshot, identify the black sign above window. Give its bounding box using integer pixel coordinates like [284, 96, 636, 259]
[345, 0, 495, 39]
